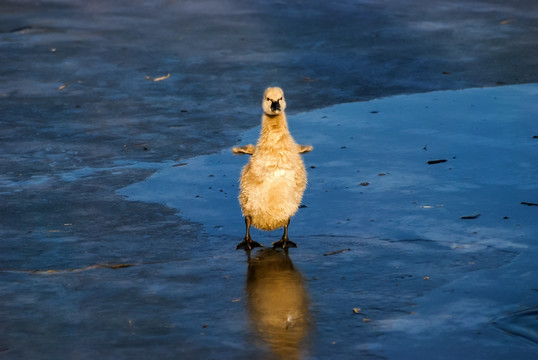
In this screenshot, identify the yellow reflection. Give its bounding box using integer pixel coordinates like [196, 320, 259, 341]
[246, 249, 311, 359]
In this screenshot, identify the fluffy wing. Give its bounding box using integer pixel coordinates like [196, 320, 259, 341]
[232, 144, 256, 155]
[298, 145, 313, 154]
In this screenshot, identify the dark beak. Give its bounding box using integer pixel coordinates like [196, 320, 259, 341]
[270, 101, 280, 112]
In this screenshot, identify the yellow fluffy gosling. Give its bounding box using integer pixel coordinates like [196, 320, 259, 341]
[233, 87, 313, 250]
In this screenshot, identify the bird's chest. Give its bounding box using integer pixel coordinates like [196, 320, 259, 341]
[249, 152, 299, 181]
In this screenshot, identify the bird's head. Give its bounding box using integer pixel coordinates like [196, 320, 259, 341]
[262, 87, 286, 116]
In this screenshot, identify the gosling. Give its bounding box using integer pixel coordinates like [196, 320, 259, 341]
[233, 87, 313, 250]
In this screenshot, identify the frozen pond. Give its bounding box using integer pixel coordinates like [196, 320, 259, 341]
[1, 83, 536, 359]
[1, 0, 538, 358]
[116, 84, 537, 358]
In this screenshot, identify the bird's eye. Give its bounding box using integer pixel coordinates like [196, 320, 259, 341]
[266, 97, 271, 101]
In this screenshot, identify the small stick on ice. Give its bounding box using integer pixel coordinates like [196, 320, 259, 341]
[145, 73, 171, 82]
[461, 214, 481, 219]
[324, 248, 351, 256]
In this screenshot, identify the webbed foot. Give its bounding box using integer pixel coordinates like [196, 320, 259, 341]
[236, 238, 263, 250]
[272, 238, 297, 249]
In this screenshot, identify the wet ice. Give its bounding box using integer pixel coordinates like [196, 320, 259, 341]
[119, 84, 538, 358]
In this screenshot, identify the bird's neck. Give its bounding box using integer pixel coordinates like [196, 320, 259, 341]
[258, 113, 294, 150]
[261, 112, 289, 134]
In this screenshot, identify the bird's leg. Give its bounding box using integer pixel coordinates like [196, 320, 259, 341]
[272, 218, 297, 249]
[236, 215, 263, 250]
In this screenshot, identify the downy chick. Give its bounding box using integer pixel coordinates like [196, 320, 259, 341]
[233, 87, 313, 250]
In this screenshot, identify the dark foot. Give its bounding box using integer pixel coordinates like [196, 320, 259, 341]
[272, 238, 297, 249]
[236, 238, 263, 250]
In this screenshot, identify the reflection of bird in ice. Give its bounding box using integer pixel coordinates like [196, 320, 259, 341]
[246, 249, 311, 360]
[233, 87, 313, 250]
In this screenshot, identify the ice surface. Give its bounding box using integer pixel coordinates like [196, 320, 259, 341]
[118, 84, 538, 358]
[120, 83, 538, 247]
